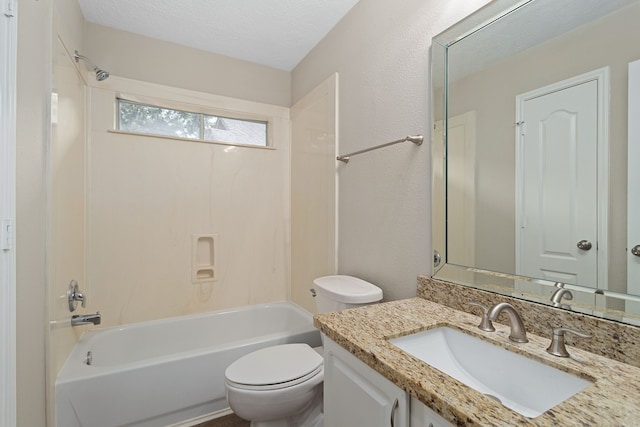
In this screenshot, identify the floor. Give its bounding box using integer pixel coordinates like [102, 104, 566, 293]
[194, 413, 250, 427]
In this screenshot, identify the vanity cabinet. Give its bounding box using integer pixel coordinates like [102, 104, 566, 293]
[323, 336, 454, 427]
[410, 397, 453, 427]
[324, 336, 409, 427]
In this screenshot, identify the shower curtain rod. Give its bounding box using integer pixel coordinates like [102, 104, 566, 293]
[336, 135, 423, 163]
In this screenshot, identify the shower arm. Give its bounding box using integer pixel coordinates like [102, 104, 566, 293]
[74, 50, 99, 71]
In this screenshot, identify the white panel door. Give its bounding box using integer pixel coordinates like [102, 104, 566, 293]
[628, 59, 640, 313]
[444, 111, 476, 267]
[518, 80, 598, 288]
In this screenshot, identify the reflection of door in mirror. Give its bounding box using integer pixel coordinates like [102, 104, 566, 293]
[432, 120, 445, 269]
[440, 112, 476, 267]
[628, 59, 640, 314]
[515, 69, 609, 291]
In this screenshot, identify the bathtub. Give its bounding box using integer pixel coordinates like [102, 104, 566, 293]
[55, 302, 322, 427]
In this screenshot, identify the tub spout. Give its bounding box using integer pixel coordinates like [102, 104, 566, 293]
[71, 312, 101, 326]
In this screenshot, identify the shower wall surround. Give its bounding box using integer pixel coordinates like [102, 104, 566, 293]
[49, 34, 88, 403]
[47, 2, 90, 425]
[192, 234, 217, 283]
[88, 77, 291, 328]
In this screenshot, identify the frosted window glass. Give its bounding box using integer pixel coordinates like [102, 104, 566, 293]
[204, 115, 267, 146]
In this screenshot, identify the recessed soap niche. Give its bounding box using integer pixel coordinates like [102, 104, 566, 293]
[192, 234, 217, 284]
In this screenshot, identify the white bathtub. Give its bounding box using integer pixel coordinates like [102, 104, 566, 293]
[55, 302, 322, 427]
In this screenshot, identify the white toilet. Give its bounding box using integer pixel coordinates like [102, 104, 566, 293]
[224, 275, 383, 427]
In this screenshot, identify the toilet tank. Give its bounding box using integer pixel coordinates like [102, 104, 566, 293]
[312, 275, 383, 313]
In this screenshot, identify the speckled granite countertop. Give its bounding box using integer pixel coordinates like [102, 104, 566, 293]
[314, 298, 640, 426]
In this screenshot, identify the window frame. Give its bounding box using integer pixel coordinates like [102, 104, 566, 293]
[114, 93, 273, 149]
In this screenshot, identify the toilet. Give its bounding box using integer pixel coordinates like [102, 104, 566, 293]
[224, 275, 383, 427]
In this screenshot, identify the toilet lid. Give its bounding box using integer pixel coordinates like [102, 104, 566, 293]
[313, 275, 383, 304]
[225, 344, 323, 390]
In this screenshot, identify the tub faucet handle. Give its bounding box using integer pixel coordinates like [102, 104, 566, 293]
[466, 301, 495, 332]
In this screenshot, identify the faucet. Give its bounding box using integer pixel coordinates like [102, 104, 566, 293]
[487, 303, 528, 343]
[550, 287, 573, 309]
[71, 312, 101, 326]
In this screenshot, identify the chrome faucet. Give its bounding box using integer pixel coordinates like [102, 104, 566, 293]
[71, 312, 101, 326]
[487, 303, 528, 343]
[67, 280, 86, 312]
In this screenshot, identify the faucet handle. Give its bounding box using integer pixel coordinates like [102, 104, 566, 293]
[67, 280, 86, 312]
[466, 301, 495, 332]
[546, 325, 592, 357]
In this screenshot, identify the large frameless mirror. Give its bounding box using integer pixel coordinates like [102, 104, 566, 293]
[432, 0, 640, 325]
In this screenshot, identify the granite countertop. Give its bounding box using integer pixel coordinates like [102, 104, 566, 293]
[314, 298, 640, 426]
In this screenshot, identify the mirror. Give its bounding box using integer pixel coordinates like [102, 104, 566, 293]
[432, 0, 640, 325]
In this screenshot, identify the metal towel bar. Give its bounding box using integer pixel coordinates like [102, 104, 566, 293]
[336, 135, 423, 163]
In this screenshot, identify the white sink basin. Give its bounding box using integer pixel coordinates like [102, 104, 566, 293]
[389, 327, 592, 418]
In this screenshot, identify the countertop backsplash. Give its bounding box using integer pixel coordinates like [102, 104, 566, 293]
[418, 276, 640, 368]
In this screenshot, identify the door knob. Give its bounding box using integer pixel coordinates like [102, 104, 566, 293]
[632, 245, 640, 257]
[577, 240, 592, 251]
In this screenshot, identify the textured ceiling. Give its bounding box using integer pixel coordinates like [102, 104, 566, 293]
[78, 0, 360, 71]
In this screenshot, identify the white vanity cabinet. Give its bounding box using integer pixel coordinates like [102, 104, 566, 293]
[323, 336, 409, 427]
[323, 336, 454, 427]
[410, 397, 454, 427]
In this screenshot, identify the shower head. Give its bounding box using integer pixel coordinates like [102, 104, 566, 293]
[95, 68, 110, 81]
[74, 50, 110, 81]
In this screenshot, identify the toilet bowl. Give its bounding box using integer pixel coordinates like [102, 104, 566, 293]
[224, 275, 383, 427]
[225, 344, 324, 427]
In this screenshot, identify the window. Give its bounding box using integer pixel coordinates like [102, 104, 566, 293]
[117, 99, 268, 147]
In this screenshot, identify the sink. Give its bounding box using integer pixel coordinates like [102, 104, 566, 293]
[389, 327, 592, 418]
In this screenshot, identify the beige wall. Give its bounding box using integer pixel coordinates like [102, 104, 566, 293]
[16, 0, 51, 425]
[85, 23, 291, 107]
[291, 0, 491, 301]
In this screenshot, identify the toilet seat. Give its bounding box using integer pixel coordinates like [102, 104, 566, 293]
[225, 343, 323, 391]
